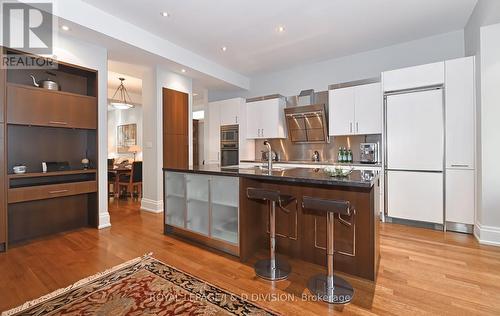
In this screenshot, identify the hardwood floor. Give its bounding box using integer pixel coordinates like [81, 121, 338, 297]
[1, 198, 500, 315]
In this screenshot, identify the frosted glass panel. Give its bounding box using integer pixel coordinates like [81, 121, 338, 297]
[186, 174, 209, 236]
[211, 176, 239, 244]
[165, 172, 185, 228]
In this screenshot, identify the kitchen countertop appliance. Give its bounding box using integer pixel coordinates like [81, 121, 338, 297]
[360, 143, 378, 164]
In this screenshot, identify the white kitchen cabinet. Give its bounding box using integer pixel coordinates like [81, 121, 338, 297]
[446, 169, 475, 225]
[382, 61, 445, 92]
[387, 170, 443, 224]
[246, 97, 286, 139]
[445, 57, 475, 169]
[355, 83, 383, 134]
[329, 87, 355, 135]
[219, 99, 240, 125]
[207, 98, 255, 164]
[207, 101, 221, 164]
[329, 82, 382, 136]
[238, 100, 255, 160]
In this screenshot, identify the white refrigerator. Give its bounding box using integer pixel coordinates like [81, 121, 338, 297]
[385, 88, 444, 224]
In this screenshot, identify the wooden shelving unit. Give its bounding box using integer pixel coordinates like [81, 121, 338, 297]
[0, 47, 99, 249]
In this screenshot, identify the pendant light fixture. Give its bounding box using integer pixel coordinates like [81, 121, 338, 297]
[111, 77, 134, 110]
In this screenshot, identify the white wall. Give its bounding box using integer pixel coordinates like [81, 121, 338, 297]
[107, 107, 143, 161]
[463, 0, 500, 245]
[54, 35, 110, 228]
[141, 67, 193, 213]
[209, 30, 465, 101]
[475, 23, 500, 245]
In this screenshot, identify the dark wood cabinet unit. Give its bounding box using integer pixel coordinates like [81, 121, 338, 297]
[0, 48, 99, 249]
[163, 88, 189, 169]
[7, 84, 97, 129]
[0, 125, 6, 249]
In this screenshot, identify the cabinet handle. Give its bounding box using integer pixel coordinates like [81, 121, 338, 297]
[217, 152, 220, 161]
[262, 128, 264, 137]
[235, 116, 238, 124]
[451, 164, 470, 168]
[350, 122, 353, 133]
[356, 122, 359, 133]
[49, 121, 68, 125]
[49, 189, 69, 194]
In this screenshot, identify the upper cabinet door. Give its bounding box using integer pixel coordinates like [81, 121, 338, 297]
[219, 99, 240, 126]
[329, 87, 355, 136]
[354, 83, 382, 135]
[383, 62, 445, 92]
[445, 57, 475, 169]
[7, 84, 97, 129]
[246, 100, 261, 138]
[246, 98, 286, 139]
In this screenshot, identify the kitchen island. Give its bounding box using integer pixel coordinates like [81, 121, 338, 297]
[163, 165, 380, 281]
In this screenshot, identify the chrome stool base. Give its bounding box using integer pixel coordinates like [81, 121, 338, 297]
[254, 258, 291, 281]
[308, 274, 354, 304]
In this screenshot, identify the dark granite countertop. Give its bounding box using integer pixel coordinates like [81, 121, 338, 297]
[163, 165, 378, 188]
[240, 160, 382, 168]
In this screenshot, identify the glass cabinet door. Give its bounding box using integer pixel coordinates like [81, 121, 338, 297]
[165, 172, 186, 228]
[210, 176, 239, 244]
[186, 174, 210, 236]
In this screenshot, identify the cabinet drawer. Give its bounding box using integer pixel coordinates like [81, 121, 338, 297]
[7, 84, 97, 129]
[8, 181, 97, 203]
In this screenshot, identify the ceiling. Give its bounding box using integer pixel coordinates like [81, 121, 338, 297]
[82, 0, 477, 76]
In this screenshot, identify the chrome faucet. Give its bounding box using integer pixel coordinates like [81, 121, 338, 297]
[263, 140, 273, 171]
[312, 150, 320, 162]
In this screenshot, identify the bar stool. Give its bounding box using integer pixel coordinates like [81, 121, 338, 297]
[247, 188, 296, 281]
[302, 196, 356, 304]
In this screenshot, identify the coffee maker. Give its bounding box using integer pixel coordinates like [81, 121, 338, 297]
[359, 143, 378, 164]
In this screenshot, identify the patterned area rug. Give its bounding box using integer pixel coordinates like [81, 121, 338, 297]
[2, 254, 279, 316]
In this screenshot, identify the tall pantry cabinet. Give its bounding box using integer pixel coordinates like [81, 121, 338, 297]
[445, 56, 476, 229]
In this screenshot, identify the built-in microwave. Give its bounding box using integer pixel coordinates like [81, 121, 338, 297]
[221, 125, 239, 142]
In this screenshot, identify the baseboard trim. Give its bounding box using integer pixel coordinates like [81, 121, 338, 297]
[141, 198, 163, 213]
[98, 212, 111, 229]
[474, 221, 500, 246]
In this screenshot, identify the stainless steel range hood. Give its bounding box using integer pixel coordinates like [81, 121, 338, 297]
[284, 102, 329, 143]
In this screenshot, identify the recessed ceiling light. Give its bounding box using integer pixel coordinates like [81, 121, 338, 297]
[161, 11, 170, 17]
[221, 46, 227, 52]
[277, 25, 285, 33]
[181, 69, 186, 73]
[61, 25, 70, 31]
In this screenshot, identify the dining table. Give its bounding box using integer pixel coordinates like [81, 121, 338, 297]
[109, 165, 132, 197]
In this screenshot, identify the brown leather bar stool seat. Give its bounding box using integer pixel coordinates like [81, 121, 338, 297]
[247, 188, 296, 281]
[302, 196, 356, 304]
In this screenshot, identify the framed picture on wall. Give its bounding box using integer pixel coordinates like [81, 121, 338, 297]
[117, 123, 137, 153]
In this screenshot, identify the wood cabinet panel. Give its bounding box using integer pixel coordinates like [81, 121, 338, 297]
[8, 195, 90, 244]
[0, 124, 5, 244]
[163, 88, 188, 169]
[7, 84, 97, 129]
[8, 180, 97, 204]
[239, 177, 378, 281]
[0, 58, 5, 123]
